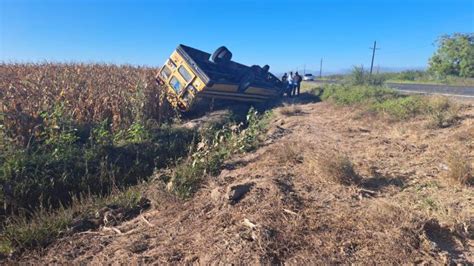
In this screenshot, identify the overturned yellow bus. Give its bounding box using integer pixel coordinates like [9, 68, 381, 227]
[156, 45, 285, 111]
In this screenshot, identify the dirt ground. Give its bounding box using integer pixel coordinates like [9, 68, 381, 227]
[18, 95, 474, 264]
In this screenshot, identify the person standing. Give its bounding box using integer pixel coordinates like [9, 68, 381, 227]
[287, 72, 294, 97]
[293, 71, 302, 97]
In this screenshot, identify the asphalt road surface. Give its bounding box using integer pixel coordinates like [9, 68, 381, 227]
[309, 80, 474, 98]
[386, 83, 474, 98]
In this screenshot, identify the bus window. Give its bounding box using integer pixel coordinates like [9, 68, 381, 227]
[166, 59, 176, 70]
[178, 66, 192, 82]
[160, 65, 172, 80]
[169, 76, 182, 93]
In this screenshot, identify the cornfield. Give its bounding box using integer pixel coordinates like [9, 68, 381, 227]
[0, 63, 169, 147]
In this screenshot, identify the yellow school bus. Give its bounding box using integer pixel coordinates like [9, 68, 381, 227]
[156, 44, 284, 111]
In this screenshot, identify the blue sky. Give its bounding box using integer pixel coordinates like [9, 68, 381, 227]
[1, 0, 473, 73]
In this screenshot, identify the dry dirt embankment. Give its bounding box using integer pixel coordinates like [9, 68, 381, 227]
[20, 96, 474, 264]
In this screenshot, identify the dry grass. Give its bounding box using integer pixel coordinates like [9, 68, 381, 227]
[268, 141, 306, 166]
[318, 151, 361, 185]
[278, 104, 303, 116]
[454, 129, 474, 142]
[425, 96, 460, 128]
[446, 151, 473, 186]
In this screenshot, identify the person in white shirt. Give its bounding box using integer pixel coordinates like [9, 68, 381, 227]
[287, 71, 294, 97]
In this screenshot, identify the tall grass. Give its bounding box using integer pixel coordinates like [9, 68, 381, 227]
[0, 63, 184, 216]
[0, 63, 169, 147]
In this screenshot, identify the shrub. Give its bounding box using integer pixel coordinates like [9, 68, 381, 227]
[371, 96, 426, 119]
[425, 96, 460, 128]
[446, 151, 473, 185]
[349, 66, 366, 85]
[345, 66, 388, 86]
[318, 152, 361, 185]
[396, 70, 427, 81]
[321, 84, 397, 105]
[270, 141, 305, 165]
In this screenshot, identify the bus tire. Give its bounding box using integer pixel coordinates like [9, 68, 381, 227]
[212, 46, 232, 64]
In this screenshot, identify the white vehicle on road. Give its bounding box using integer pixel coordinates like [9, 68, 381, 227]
[303, 74, 315, 81]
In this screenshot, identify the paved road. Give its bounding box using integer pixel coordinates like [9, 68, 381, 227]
[309, 80, 474, 98]
[386, 83, 474, 98]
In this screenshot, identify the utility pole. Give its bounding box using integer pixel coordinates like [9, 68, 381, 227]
[319, 58, 323, 78]
[369, 41, 380, 76]
[303, 64, 306, 75]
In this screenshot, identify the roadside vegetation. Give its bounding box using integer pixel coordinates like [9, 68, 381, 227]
[305, 63, 462, 127]
[318, 83, 460, 126]
[166, 108, 272, 198]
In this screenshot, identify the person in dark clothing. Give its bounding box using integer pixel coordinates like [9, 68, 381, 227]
[293, 72, 302, 96]
[281, 73, 290, 96]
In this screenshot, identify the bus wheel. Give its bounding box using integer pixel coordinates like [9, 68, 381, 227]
[212, 46, 232, 64]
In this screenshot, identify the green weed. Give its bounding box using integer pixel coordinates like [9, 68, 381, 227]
[371, 96, 425, 119]
[321, 84, 397, 105]
[168, 108, 272, 198]
[319, 84, 459, 124]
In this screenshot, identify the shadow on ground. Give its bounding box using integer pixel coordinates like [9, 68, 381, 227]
[361, 175, 405, 191]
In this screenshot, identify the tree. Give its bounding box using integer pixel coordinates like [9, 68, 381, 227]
[428, 33, 474, 78]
